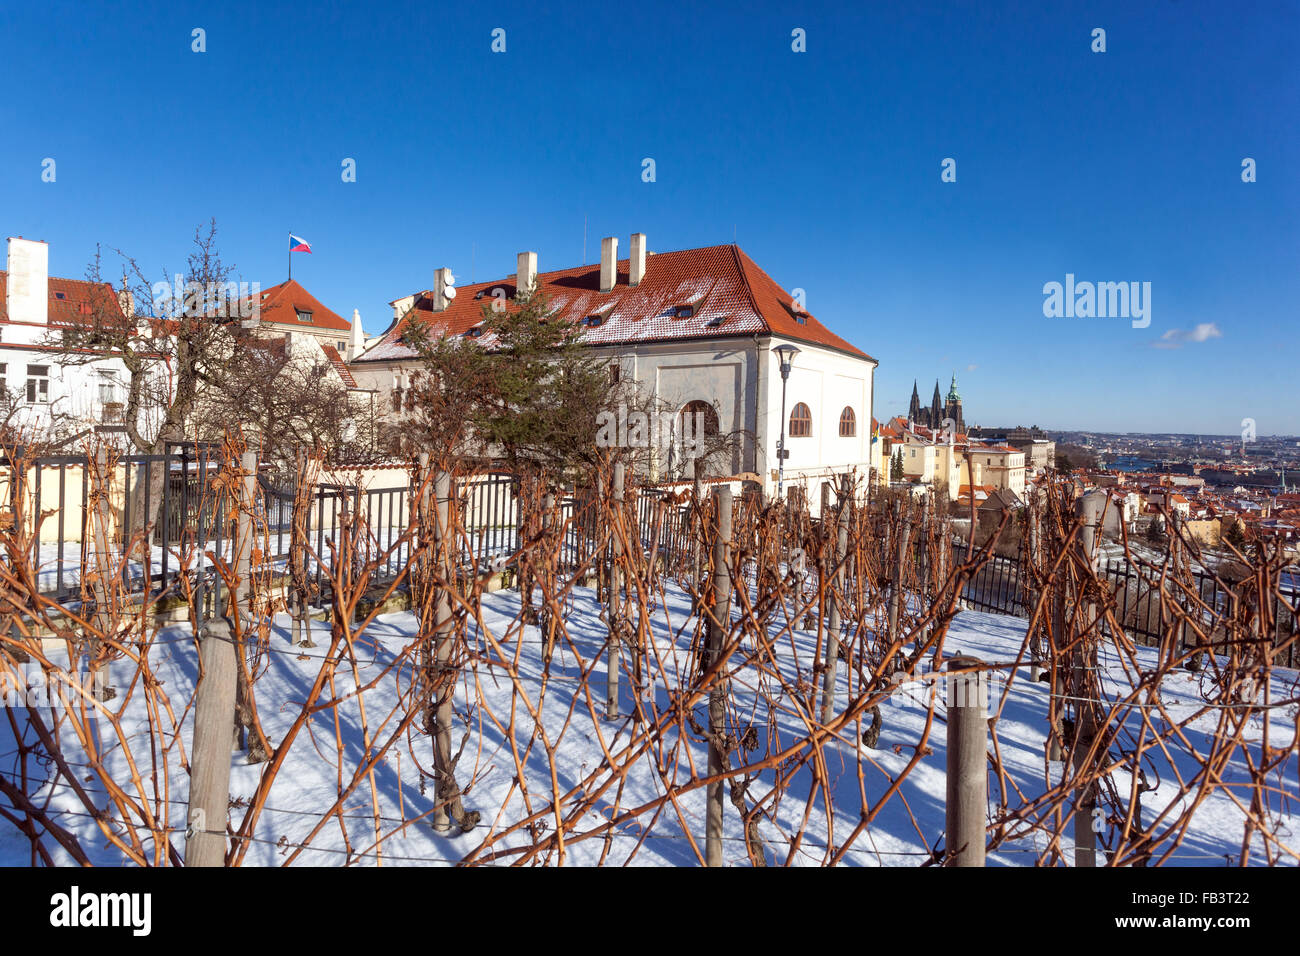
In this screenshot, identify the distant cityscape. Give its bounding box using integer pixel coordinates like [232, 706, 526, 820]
[881, 375, 1300, 555]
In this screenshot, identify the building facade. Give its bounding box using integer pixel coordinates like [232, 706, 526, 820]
[350, 235, 878, 500]
[1, 236, 166, 445]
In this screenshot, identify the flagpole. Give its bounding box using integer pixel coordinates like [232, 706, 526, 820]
[288, 233, 292, 282]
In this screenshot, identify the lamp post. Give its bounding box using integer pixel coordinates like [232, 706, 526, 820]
[773, 344, 800, 501]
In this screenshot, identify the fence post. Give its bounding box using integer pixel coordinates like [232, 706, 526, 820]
[919, 494, 933, 641]
[705, 485, 733, 867]
[945, 655, 987, 867]
[887, 500, 911, 656]
[89, 447, 116, 701]
[229, 447, 263, 758]
[605, 463, 625, 719]
[691, 464, 705, 614]
[430, 468, 460, 833]
[291, 447, 315, 648]
[1072, 490, 1106, 867]
[4, 446, 27, 660]
[186, 617, 238, 866]
[1028, 503, 1043, 682]
[821, 474, 850, 725]
[541, 489, 557, 664]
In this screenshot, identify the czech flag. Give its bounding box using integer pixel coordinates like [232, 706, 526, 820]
[289, 234, 312, 253]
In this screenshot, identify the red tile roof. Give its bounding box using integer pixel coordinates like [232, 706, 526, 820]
[252, 279, 351, 332]
[320, 343, 357, 388]
[0, 271, 127, 327]
[879, 415, 971, 446]
[356, 244, 874, 363]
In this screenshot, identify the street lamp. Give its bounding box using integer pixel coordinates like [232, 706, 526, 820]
[773, 344, 801, 501]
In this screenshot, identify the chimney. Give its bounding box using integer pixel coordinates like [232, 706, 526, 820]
[433, 267, 456, 312]
[517, 251, 537, 298]
[600, 236, 618, 293]
[349, 308, 365, 360]
[6, 237, 49, 326]
[629, 233, 646, 287]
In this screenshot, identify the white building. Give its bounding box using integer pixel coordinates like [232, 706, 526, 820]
[350, 235, 878, 501]
[964, 443, 1027, 497]
[1, 236, 164, 445]
[1, 236, 369, 451]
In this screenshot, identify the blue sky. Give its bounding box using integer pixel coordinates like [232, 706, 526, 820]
[1, 0, 1295, 434]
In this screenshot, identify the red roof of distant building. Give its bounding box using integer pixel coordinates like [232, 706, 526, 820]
[320, 343, 357, 387]
[357, 244, 874, 363]
[252, 279, 351, 332]
[0, 271, 127, 327]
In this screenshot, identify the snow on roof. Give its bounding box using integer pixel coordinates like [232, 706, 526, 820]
[356, 244, 874, 364]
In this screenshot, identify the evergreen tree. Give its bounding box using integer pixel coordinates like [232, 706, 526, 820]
[406, 289, 613, 480]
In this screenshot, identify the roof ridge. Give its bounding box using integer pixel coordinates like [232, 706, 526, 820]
[727, 244, 767, 329]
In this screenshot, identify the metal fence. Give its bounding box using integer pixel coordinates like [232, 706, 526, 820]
[950, 541, 1298, 667]
[6, 447, 1296, 666]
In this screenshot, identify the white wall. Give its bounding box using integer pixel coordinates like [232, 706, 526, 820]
[760, 338, 875, 496]
[353, 333, 877, 501]
[1, 346, 167, 443]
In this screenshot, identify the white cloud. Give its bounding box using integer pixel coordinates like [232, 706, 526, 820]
[1154, 322, 1222, 349]
[966, 363, 978, 371]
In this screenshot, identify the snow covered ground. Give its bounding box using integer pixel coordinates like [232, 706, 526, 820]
[1, 580, 1295, 867]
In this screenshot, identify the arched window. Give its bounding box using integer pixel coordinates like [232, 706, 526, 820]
[680, 400, 719, 438]
[789, 402, 812, 437]
[839, 406, 856, 437]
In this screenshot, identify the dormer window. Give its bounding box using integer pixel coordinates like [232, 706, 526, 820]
[296, 309, 312, 323]
[672, 306, 694, 319]
[54, 292, 67, 300]
[583, 315, 603, 327]
[465, 326, 482, 338]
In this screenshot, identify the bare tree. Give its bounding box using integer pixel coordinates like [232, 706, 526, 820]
[193, 336, 379, 479]
[49, 221, 252, 530]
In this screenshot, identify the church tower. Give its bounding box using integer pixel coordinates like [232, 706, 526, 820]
[929, 381, 943, 430]
[908, 381, 922, 425]
[943, 371, 965, 434]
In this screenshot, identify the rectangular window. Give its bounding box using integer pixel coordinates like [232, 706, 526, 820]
[0, 362, 6, 394]
[26, 365, 50, 404]
[297, 309, 312, 323]
[609, 362, 620, 385]
[337, 340, 347, 352]
[97, 370, 115, 405]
